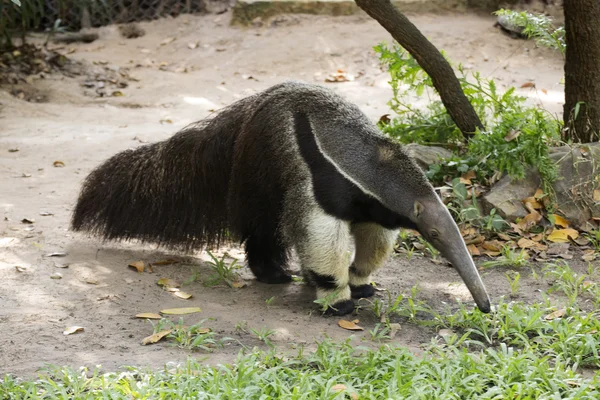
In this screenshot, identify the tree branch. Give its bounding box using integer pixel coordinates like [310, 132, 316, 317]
[355, 0, 484, 139]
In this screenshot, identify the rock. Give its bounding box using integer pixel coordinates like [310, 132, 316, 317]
[481, 170, 540, 220]
[481, 144, 600, 228]
[403, 144, 453, 172]
[549, 144, 600, 228]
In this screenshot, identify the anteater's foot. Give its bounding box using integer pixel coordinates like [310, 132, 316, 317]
[255, 267, 293, 284]
[323, 299, 355, 316]
[350, 284, 376, 299]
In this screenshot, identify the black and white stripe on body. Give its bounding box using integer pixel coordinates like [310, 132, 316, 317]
[290, 112, 418, 314]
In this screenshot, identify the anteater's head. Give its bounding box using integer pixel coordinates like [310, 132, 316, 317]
[410, 194, 491, 313]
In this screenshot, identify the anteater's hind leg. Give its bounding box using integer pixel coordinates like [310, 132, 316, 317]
[245, 230, 292, 284]
[296, 209, 354, 316]
[349, 223, 399, 299]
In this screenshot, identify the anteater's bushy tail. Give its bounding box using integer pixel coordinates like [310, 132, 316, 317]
[71, 98, 254, 251]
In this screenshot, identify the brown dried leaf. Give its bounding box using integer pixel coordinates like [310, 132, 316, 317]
[141, 329, 172, 345]
[530, 233, 544, 242]
[128, 261, 144, 273]
[517, 238, 537, 249]
[550, 214, 570, 228]
[174, 291, 192, 299]
[338, 319, 364, 331]
[135, 313, 162, 319]
[541, 88, 548, 95]
[231, 281, 247, 288]
[545, 309, 566, 320]
[15, 266, 27, 272]
[467, 244, 480, 256]
[521, 81, 535, 88]
[594, 189, 600, 202]
[332, 384, 347, 392]
[482, 240, 504, 252]
[534, 188, 544, 199]
[522, 197, 542, 210]
[497, 233, 512, 241]
[548, 228, 579, 243]
[63, 326, 84, 335]
[517, 211, 542, 231]
[582, 252, 597, 262]
[160, 307, 202, 315]
[157, 277, 180, 288]
[504, 129, 520, 142]
[53, 160, 65, 168]
[160, 37, 176, 46]
[483, 250, 501, 257]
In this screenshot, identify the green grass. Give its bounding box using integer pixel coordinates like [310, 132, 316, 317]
[3, 262, 600, 398]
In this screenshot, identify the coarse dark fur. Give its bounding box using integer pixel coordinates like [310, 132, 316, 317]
[72, 81, 491, 315]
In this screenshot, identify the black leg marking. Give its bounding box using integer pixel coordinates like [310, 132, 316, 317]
[245, 234, 292, 284]
[323, 299, 355, 316]
[350, 284, 375, 299]
[305, 270, 337, 290]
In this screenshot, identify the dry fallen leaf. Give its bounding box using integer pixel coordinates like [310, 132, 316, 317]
[545, 309, 566, 320]
[160, 37, 176, 46]
[582, 252, 597, 262]
[135, 312, 162, 319]
[548, 228, 579, 243]
[231, 281, 247, 288]
[332, 384, 347, 392]
[482, 240, 504, 252]
[517, 211, 542, 231]
[504, 129, 520, 142]
[174, 291, 193, 300]
[128, 261, 144, 273]
[160, 307, 202, 315]
[45, 252, 67, 257]
[521, 81, 535, 88]
[141, 329, 172, 345]
[550, 214, 570, 228]
[522, 196, 542, 210]
[467, 244, 480, 256]
[15, 266, 27, 272]
[594, 189, 600, 202]
[157, 277, 180, 288]
[389, 323, 401, 339]
[53, 160, 65, 167]
[338, 319, 364, 331]
[517, 238, 537, 249]
[63, 326, 84, 335]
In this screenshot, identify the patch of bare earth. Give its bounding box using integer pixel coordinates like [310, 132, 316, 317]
[0, 10, 571, 377]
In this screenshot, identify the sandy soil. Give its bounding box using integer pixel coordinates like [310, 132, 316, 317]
[0, 10, 571, 377]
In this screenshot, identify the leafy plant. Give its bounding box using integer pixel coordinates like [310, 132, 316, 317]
[375, 43, 561, 193]
[251, 327, 276, 348]
[480, 245, 530, 269]
[203, 251, 241, 287]
[495, 9, 566, 55]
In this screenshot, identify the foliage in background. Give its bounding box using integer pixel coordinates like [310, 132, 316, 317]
[495, 9, 566, 55]
[375, 42, 562, 191]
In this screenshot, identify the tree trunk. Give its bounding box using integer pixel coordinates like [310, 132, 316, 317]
[355, 0, 484, 139]
[563, 0, 600, 143]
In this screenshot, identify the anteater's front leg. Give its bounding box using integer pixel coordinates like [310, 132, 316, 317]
[296, 209, 354, 316]
[349, 223, 398, 299]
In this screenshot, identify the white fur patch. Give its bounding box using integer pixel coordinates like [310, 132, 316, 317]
[350, 223, 398, 286]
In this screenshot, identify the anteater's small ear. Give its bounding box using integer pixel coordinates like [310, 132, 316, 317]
[413, 201, 425, 218]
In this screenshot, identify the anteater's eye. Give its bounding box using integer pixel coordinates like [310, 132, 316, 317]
[430, 229, 439, 239]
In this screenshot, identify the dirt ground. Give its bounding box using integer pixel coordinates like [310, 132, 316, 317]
[0, 10, 572, 377]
